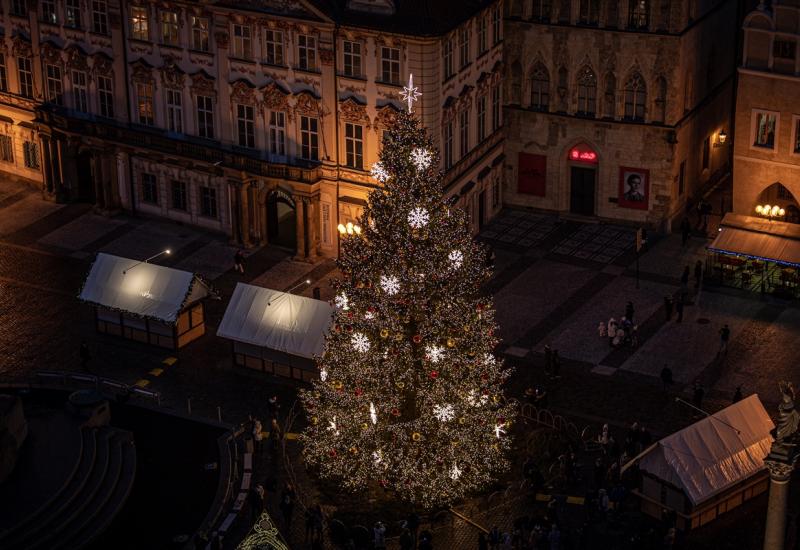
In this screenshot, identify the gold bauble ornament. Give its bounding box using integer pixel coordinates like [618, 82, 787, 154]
[464, 325, 470, 332]
[311, 416, 319, 425]
[333, 380, 343, 389]
[356, 281, 365, 289]
[394, 333, 404, 341]
[361, 423, 369, 430]
[446, 338, 456, 348]
[451, 439, 460, 446]
[458, 417, 466, 424]
[412, 432, 421, 442]
[395, 381, 406, 389]
[380, 328, 389, 338]
[349, 446, 358, 455]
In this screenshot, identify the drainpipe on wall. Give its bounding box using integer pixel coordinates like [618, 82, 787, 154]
[333, 24, 342, 258]
[119, 8, 136, 217]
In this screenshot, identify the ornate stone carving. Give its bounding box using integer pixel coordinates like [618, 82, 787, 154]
[456, 85, 474, 111]
[93, 52, 114, 75]
[231, 79, 256, 105]
[764, 458, 796, 481]
[294, 90, 321, 117]
[319, 48, 334, 66]
[12, 35, 32, 58]
[40, 41, 62, 65]
[339, 96, 370, 127]
[261, 81, 290, 111]
[776, 381, 800, 445]
[160, 59, 185, 88]
[65, 45, 89, 71]
[374, 103, 399, 128]
[190, 70, 216, 95]
[214, 31, 229, 49]
[130, 59, 154, 84]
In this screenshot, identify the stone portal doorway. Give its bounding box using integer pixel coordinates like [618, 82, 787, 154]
[267, 190, 297, 250]
[569, 166, 596, 216]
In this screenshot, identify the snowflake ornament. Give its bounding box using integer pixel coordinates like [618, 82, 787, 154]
[351, 332, 370, 353]
[448, 250, 464, 269]
[380, 275, 400, 295]
[364, 311, 375, 320]
[411, 148, 432, 170]
[370, 162, 389, 183]
[369, 402, 377, 425]
[433, 404, 455, 422]
[334, 293, 350, 311]
[373, 449, 384, 466]
[408, 207, 429, 229]
[328, 417, 340, 436]
[466, 389, 489, 407]
[426, 345, 445, 364]
[450, 463, 462, 480]
[320, 367, 328, 382]
[484, 353, 496, 367]
[494, 422, 506, 439]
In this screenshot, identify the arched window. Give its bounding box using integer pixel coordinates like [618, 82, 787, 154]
[603, 72, 616, 118]
[579, 0, 600, 24]
[557, 66, 569, 112]
[658, 0, 671, 30]
[530, 64, 550, 111]
[606, 0, 619, 27]
[511, 60, 523, 104]
[532, 0, 552, 21]
[628, 0, 649, 29]
[653, 76, 667, 123]
[576, 66, 597, 116]
[623, 72, 646, 121]
[558, 0, 571, 22]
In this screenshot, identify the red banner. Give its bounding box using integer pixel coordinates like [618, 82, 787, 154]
[518, 153, 547, 196]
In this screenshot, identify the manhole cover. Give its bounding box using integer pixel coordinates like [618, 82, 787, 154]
[697, 318, 711, 324]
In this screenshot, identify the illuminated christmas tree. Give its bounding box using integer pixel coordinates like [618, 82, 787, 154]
[300, 76, 515, 509]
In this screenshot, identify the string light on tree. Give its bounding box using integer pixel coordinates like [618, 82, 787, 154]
[371, 162, 390, 183]
[408, 207, 429, 229]
[411, 148, 432, 170]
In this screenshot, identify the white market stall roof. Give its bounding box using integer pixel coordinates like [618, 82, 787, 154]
[708, 213, 800, 267]
[216, 283, 333, 359]
[78, 252, 210, 323]
[627, 394, 774, 506]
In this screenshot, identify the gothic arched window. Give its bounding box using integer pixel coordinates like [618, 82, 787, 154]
[603, 72, 616, 118]
[623, 72, 647, 121]
[654, 76, 667, 123]
[628, 0, 649, 29]
[579, 0, 600, 24]
[576, 66, 597, 116]
[530, 63, 550, 111]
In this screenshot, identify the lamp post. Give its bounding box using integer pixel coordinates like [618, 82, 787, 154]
[122, 249, 171, 275]
[755, 204, 786, 221]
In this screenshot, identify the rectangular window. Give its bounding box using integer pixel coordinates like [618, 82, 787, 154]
[458, 26, 470, 69]
[345, 123, 364, 169]
[166, 89, 183, 133]
[321, 203, 331, 245]
[232, 24, 252, 59]
[46, 65, 64, 106]
[92, 1, 109, 34]
[264, 30, 284, 65]
[478, 15, 487, 54]
[200, 186, 218, 218]
[23, 141, 40, 169]
[10, 0, 26, 17]
[459, 109, 470, 157]
[269, 111, 286, 155]
[678, 160, 685, 195]
[492, 5, 502, 44]
[795, 118, 800, 154]
[66, 0, 81, 28]
[702, 136, 710, 170]
[492, 85, 501, 131]
[477, 95, 486, 142]
[17, 57, 33, 98]
[136, 82, 154, 126]
[753, 111, 777, 149]
[0, 55, 7, 92]
[236, 104, 255, 148]
[773, 39, 796, 60]
[298, 35, 317, 71]
[0, 135, 13, 162]
[131, 6, 149, 40]
[192, 16, 210, 52]
[381, 47, 400, 85]
[141, 173, 158, 204]
[444, 121, 453, 169]
[343, 41, 362, 78]
[161, 11, 179, 45]
[73, 70, 88, 112]
[42, 0, 58, 24]
[443, 38, 454, 79]
[197, 95, 215, 139]
[300, 116, 319, 160]
[98, 75, 114, 118]
[170, 180, 187, 211]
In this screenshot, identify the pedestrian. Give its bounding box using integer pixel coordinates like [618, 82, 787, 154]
[625, 301, 634, 323]
[733, 385, 743, 403]
[489, 525, 502, 550]
[253, 419, 264, 455]
[267, 394, 280, 419]
[597, 321, 607, 338]
[373, 521, 387, 550]
[694, 260, 703, 288]
[399, 528, 414, 550]
[406, 512, 420, 547]
[660, 366, 673, 390]
[234, 249, 246, 274]
[719, 323, 731, 354]
[486, 247, 496, 268]
[79, 340, 91, 371]
[675, 297, 684, 323]
[607, 318, 617, 346]
[692, 381, 705, 410]
[478, 532, 489, 550]
[270, 418, 282, 452]
[680, 265, 690, 286]
[664, 296, 673, 321]
[681, 217, 691, 247]
[551, 350, 561, 378]
[280, 483, 295, 529]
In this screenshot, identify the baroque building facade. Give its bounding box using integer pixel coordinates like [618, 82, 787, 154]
[503, 0, 737, 229]
[733, 1, 800, 223]
[0, 0, 504, 260]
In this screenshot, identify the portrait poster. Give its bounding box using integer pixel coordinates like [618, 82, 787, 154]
[618, 167, 649, 210]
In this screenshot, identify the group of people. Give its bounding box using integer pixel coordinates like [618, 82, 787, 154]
[599, 301, 638, 348]
[481, 521, 562, 550]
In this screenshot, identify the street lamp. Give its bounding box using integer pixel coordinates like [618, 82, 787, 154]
[337, 222, 361, 236]
[755, 204, 785, 220]
[122, 249, 171, 275]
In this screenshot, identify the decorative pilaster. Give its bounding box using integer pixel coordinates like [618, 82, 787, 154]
[763, 456, 797, 550]
[294, 197, 307, 261]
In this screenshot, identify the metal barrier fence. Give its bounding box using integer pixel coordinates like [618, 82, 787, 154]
[34, 370, 162, 405]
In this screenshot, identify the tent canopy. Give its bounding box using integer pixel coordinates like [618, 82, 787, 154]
[632, 394, 774, 506]
[217, 283, 333, 359]
[708, 213, 800, 267]
[79, 252, 209, 323]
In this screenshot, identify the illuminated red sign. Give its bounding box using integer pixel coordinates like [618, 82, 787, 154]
[569, 145, 598, 164]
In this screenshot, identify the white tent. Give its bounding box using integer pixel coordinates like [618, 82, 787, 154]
[632, 394, 774, 506]
[217, 283, 333, 359]
[79, 252, 209, 323]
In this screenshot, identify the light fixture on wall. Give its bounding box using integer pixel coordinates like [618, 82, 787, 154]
[755, 204, 785, 220]
[714, 129, 729, 148]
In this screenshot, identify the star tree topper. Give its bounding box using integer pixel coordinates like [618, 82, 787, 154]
[400, 73, 422, 112]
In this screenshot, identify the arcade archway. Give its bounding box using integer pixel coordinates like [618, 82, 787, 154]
[266, 190, 296, 250]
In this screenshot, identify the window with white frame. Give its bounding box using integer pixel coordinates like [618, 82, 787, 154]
[192, 16, 210, 52]
[443, 37, 454, 80]
[197, 95, 215, 139]
[443, 120, 453, 169]
[343, 41, 362, 78]
[17, 57, 33, 98]
[98, 75, 113, 118]
[161, 11, 179, 45]
[166, 89, 183, 133]
[576, 66, 597, 116]
[477, 15, 487, 54]
[66, 0, 81, 28]
[752, 110, 777, 149]
[136, 82, 154, 126]
[264, 30, 284, 65]
[458, 26, 470, 68]
[131, 6, 149, 40]
[492, 5, 501, 44]
[10, 0, 25, 17]
[477, 95, 486, 142]
[141, 172, 158, 204]
[72, 70, 88, 112]
[345, 123, 363, 169]
[200, 186, 218, 218]
[46, 65, 64, 106]
[92, 0, 109, 34]
[236, 104, 255, 148]
[459, 109, 470, 157]
[170, 179, 187, 211]
[42, 0, 58, 24]
[531, 64, 550, 111]
[269, 111, 286, 155]
[623, 73, 646, 121]
[0, 55, 7, 92]
[232, 24, 252, 59]
[381, 47, 400, 85]
[492, 85, 501, 131]
[298, 35, 317, 71]
[23, 141, 40, 169]
[0, 135, 13, 162]
[300, 115, 319, 160]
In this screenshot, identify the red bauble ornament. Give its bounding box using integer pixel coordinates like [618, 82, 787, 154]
[380, 479, 388, 488]
[391, 408, 401, 416]
[346, 325, 354, 332]
[430, 370, 438, 379]
[412, 334, 422, 344]
[329, 449, 337, 457]
[355, 387, 363, 396]
[347, 312, 354, 318]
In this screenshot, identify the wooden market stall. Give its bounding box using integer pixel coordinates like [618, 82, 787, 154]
[216, 283, 333, 381]
[79, 252, 211, 349]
